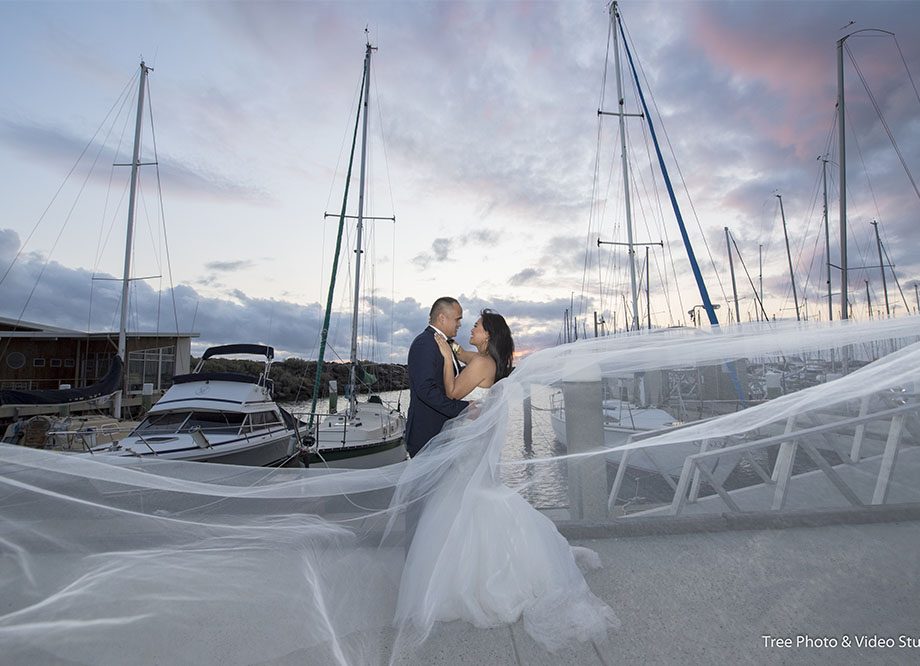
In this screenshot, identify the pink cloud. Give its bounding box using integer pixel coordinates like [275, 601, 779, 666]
[688, 9, 834, 157]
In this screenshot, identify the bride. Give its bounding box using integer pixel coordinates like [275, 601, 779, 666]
[435, 308, 515, 400]
[394, 309, 619, 654]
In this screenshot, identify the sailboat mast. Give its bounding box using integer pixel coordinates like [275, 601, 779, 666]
[645, 246, 651, 329]
[114, 61, 150, 418]
[836, 28, 893, 321]
[871, 220, 890, 316]
[725, 227, 740, 325]
[349, 40, 374, 412]
[610, 1, 640, 331]
[308, 58, 366, 430]
[759, 244, 764, 321]
[821, 158, 833, 321]
[615, 6, 719, 327]
[777, 194, 801, 321]
[837, 36, 849, 320]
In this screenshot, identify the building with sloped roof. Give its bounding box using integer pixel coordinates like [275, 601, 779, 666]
[0, 315, 196, 418]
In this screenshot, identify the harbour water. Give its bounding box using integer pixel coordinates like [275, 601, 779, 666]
[287, 386, 571, 508]
[289, 384, 830, 514]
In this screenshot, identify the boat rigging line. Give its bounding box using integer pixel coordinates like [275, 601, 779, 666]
[729, 231, 770, 322]
[308, 53, 366, 430]
[845, 37, 920, 203]
[615, 4, 720, 327]
[0, 71, 138, 293]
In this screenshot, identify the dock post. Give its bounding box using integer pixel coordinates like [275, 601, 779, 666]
[523, 383, 533, 449]
[58, 385, 71, 418]
[563, 366, 607, 520]
[141, 382, 154, 415]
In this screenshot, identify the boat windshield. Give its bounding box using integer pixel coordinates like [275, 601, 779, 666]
[242, 410, 284, 432]
[134, 411, 245, 436]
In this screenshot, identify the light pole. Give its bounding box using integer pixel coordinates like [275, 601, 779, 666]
[689, 303, 720, 327]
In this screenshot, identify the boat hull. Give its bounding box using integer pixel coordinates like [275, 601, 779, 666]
[310, 400, 407, 469]
[308, 434, 406, 469]
[96, 428, 301, 467]
[551, 408, 697, 475]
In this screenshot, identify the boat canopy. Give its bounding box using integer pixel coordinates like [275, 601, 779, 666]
[201, 344, 274, 361]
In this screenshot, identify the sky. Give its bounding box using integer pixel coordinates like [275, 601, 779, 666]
[1, 0, 919, 363]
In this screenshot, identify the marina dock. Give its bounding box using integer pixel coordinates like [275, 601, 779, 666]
[385, 504, 920, 665]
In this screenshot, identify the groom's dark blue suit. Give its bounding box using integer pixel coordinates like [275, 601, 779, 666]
[405, 326, 469, 457]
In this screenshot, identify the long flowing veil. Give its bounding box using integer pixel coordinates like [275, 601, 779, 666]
[2, 317, 919, 663]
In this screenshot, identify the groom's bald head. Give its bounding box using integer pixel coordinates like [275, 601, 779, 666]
[429, 297, 463, 338]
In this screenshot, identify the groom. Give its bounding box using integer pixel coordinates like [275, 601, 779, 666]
[405, 296, 469, 457]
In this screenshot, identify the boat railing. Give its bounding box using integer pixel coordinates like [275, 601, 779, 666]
[286, 410, 322, 448]
[129, 431, 161, 455]
[290, 401, 404, 452]
[608, 390, 920, 516]
[46, 423, 137, 453]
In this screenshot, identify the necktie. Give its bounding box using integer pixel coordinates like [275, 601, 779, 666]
[447, 338, 460, 376]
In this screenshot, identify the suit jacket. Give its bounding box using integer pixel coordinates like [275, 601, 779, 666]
[405, 326, 469, 457]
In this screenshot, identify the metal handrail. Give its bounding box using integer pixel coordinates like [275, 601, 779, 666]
[608, 398, 920, 516]
[669, 401, 920, 515]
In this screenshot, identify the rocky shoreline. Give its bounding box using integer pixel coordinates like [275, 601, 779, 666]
[194, 357, 408, 403]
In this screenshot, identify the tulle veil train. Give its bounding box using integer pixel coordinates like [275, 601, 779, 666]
[2, 316, 920, 663]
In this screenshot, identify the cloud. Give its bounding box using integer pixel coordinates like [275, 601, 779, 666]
[411, 230, 505, 271]
[469, 229, 500, 244]
[431, 238, 452, 261]
[2, 0, 919, 335]
[0, 228, 20, 261]
[204, 259, 255, 272]
[411, 237, 453, 269]
[411, 252, 433, 271]
[509, 268, 544, 286]
[0, 229, 578, 361]
[0, 118, 269, 202]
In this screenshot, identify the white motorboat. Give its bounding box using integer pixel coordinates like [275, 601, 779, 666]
[93, 344, 305, 466]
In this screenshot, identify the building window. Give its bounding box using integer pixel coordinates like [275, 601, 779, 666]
[51, 358, 62, 368]
[33, 358, 46, 367]
[82, 353, 113, 383]
[5, 352, 26, 370]
[64, 359, 75, 368]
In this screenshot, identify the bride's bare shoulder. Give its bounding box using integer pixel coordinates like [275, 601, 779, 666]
[468, 353, 495, 368]
[467, 353, 496, 387]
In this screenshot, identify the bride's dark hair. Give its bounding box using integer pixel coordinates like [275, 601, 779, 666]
[480, 309, 514, 381]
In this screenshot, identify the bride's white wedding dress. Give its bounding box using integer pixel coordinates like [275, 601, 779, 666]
[394, 386, 619, 652]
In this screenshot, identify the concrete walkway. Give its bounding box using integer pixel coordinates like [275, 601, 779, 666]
[387, 509, 920, 665]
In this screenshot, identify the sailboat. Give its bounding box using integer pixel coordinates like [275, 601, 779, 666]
[551, 1, 721, 475]
[2, 63, 309, 468]
[0, 62, 153, 449]
[304, 38, 407, 469]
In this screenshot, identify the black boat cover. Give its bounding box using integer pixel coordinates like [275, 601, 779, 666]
[0, 355, 123, 406]
[201, 344, 274, 361]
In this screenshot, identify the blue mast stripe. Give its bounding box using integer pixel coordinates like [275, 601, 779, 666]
[616, 11, 720, 327]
